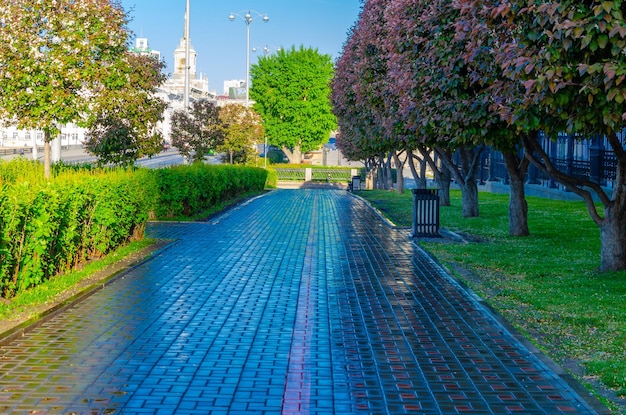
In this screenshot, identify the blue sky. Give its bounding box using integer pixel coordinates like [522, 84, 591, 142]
[120, 0, 363, 94]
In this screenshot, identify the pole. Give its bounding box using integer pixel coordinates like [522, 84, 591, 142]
[229, 11, 268, 107]
[246, 20, 250, 107]
[184, 0, 190, 110]
[32, 130, 37, 161]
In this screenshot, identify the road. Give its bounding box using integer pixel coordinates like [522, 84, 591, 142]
[0, 146, 223, 168]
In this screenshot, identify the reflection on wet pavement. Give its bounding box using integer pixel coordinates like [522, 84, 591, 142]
[0, 190, 599, 414]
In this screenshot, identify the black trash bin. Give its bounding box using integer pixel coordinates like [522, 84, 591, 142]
[351, 176, 361, 191]
[411, 188, 440, 237]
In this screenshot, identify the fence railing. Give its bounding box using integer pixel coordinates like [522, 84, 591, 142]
[0, 147, 44, 156]
[311, 169, 354, 182]
[275, 168, 306, 181]
[275, 168, 360, 182]
[469, 139, 619, 189]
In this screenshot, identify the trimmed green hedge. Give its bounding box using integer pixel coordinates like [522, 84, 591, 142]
[0, 160, 267, 298]
[152, 164, 267, 218]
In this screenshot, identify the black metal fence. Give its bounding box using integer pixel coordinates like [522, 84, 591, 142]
[471, 132, 620, 189]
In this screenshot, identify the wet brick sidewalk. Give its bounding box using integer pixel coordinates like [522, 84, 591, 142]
[0, 189, 602, 414]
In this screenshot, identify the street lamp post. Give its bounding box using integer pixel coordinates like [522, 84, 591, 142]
[228, 10, 269, 106]
[252, 45, 281, 55]
[184, 0, 190, 110]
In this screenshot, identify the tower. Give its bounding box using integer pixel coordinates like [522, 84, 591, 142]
[172, 6, 197, 82]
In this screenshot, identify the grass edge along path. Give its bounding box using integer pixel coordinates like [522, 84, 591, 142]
[359, 189, 626, 414]
[0, 239, 166, 341]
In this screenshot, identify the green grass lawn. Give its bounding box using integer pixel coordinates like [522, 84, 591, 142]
[360, 189, 626, 412]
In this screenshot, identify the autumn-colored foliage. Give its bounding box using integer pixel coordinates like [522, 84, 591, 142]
[333, 0, 626, 269]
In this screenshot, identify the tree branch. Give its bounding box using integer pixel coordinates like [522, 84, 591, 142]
[521, 134, 607, 226]
[435, 146, 464, 184]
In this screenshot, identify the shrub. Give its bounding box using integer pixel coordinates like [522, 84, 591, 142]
[265, 168, 278, 188]
[0, 163, 157, 298]
[151, 164, 267, 219]
[0, 160, 266, 298]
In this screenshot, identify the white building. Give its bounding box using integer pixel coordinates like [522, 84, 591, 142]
[223, 79, 246, 97]
[0, 124, 83, 149]
[130, 37, 161, 62]
[160, 15, 212, 101]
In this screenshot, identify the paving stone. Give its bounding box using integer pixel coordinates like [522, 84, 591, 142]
[0, 189, 602, 414]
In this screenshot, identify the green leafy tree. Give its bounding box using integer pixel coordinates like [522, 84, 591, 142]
[84, 53, 168, 166]
[0, 0, 130, 177]
[250, 46, 336, 164]
[218, 103, 264, 164]
[170, 100, 223, 163]
[487, 0, 626, 271]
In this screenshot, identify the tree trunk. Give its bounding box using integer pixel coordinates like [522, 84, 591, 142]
[502, 150, 530, 236]
[600, 202, 626, 271]
[376, 166, 384, 189]
[460, 146, 481, 217]
[386, 154, 393, 190]
[365, 158, 376, 190]
[520, 130, 626, 271]
[419, 158, 428, 189]
[418, 146, 451, 205]
[43, 134, 51, 179]
[460, 179, 479, 217]
[407, 150, 425, 189]
[600, 159, 626, 271]
[392, 151, 405, 194]
[437, 166, 452, 206]
[438, 145, 481, 217]
[281, 145, 302, 164]
[375, 156, 385, 189]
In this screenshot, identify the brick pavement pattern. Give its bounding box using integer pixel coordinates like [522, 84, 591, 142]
[0, 189, 598, 414]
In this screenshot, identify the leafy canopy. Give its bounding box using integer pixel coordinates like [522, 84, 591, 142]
[332, 0, 397, 161]
[84, 53, 168, 166]
[0, 0, 129, 136]
[250, 46, 336, 160]
[170, 100, 223, 163]
[218, 104, 264, 165]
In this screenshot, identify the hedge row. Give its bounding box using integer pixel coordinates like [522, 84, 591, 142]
[0, 160, 267, 298]
[153, 164, 267, 218]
